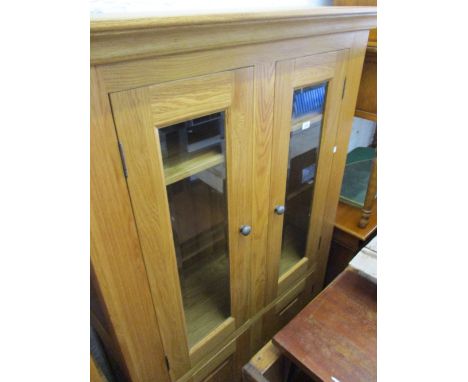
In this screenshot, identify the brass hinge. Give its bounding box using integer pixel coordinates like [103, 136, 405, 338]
[342, 77, 347, 99]
[164, 356, 170, 371]
[117, 141, 128, 178]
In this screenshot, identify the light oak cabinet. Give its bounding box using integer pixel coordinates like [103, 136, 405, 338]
[91, 7, 376, 382]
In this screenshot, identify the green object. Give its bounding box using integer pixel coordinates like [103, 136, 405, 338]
[340, 147, 376, 208]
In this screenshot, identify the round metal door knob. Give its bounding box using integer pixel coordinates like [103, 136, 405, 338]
[239, 225, 252, 236]
[274, 205, 286, 215]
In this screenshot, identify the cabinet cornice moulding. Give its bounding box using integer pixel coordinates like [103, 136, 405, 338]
[91, 7, 377, 65]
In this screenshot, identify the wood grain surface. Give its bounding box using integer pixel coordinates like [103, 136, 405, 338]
[92, 7, 375, 379]
[91, 7, 376, 64]
[335, 201, 377, 241]
[110, 86, 192, 380]
[91, 68, 171, 382]
[91, 356, 107, 382]
[273, 268, 376, 382]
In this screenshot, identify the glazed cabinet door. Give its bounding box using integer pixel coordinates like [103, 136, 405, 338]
[267, 51, 348, 302]
[110, 68, 254, 380]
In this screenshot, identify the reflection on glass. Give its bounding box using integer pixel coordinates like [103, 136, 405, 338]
[158, 112, 230, 347]
[279, 83, 327, 277]
[339, 117, 377, 208]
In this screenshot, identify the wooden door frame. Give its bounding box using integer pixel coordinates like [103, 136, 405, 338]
[264, 50, 349, 305]
[91, 68, 171, 382]
[109, 68, 254, 379]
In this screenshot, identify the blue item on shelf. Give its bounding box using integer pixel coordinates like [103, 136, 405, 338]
[292, 83, 326, 119]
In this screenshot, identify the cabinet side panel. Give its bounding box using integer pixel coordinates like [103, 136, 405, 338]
[91, 67, 170, 382]
[319, 30, 370, 288]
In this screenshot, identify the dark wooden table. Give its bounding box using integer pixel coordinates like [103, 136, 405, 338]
[273, 268, 376, 382]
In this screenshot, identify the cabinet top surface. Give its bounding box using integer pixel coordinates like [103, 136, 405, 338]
[90, 4, 376, 65]
[91, 5, 376, 33]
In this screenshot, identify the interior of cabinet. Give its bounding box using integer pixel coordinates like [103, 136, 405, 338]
[159, 112, 232, 347]
[279, 199, 311, 276]
[171, 179, 230, 346]
[278, 83, 326, 277]
[164, 148, 225, 186]
[161, 113, 226, 186]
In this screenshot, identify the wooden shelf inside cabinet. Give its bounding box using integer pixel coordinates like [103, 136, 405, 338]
[164, 148, 224, 185]
[279, 225, 306, 277]
[179, 224, 225, 264]
[286, 182, 313, 202]
[181, 248, 230, 348]
[291, 112, 323, 133]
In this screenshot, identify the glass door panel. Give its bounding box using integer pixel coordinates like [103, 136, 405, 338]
[158, 112, 230, 347]
[111, 67, 253, 377]
[279, 83, 327, 276]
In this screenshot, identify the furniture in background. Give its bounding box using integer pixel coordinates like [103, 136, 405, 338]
[91, 7, 376, 382]
[349, 236, 377, 283]
[244, 267, 376, 381]
[334, 0, 376, 123]
[339, 37, 377, 228]
[353, 26, 377, 229]
[335, 0, 377, 229]
[243, 341, 310, 382]
[324, 0, 377, 286]
[355, 27, 377, 121]
[340, 146, 377, 228]
[325, 200, 376, 285]
[273, 267, 376, 382]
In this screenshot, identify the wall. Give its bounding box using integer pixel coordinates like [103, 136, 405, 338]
[347, 117, 376, 153]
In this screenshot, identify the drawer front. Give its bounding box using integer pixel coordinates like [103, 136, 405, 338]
[201, 356, 234, 382]
[192, 340, 236, 382]
[275, 278, 306, 315]
[275, 280, 307, 331]
[262, 274, 317, 343]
